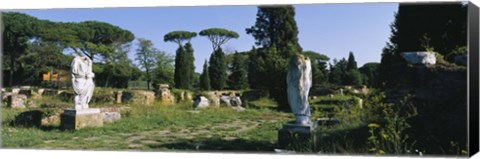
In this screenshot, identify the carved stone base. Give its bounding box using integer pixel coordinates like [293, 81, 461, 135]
[278, 121, 319, 150]
[61, 108, 103, 130]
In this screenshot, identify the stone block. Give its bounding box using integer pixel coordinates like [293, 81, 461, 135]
[193, 96, 209, 109]
[100, 107, 121, 123]
[12, 88, 20, 94]
[38, 89, 45, 96]
[60, 108, 103, 130]
[401, 51, 436, 65]
[220, 96, 231, 106]
[158, 88, 175, 104]
[41, 114, 61, 126]
[206, 92, 220, 107]
[230, 96, 242, 106]
[2, 92, 11, 101]
[122, 90, 155, 105]
[278, 122, 319, 150]
[7, 94, 27, 108]
[102, 112, 121, 123]
[19, 89, 32, 97]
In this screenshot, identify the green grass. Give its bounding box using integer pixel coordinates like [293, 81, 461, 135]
[0, 91, 410, 155]
[246, 97, 278, 109]
[2, 101, 291, 151]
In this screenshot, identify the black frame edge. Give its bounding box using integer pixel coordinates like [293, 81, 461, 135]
[468, 1, 480, 157]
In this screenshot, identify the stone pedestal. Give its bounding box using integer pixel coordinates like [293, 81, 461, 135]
[278, 121, 319, 150]
[60, 108, 103, 130]
[115, 91, 123, 104]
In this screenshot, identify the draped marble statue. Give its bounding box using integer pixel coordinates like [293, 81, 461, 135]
[286, 54, 312, 125]
[71, 56, 95, 109]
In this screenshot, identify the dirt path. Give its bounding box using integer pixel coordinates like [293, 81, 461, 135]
[41, 115, 284, 151]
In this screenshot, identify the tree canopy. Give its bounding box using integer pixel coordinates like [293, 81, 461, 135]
[163, 31, 197, 46]
[70, 21, 135, 60]
[246, 5, 302, 57]
[3, 12, 42, 86]
[135, 38, 159, 90]
[199, 28, 239, 51]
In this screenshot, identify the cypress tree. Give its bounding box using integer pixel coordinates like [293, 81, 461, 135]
[208, 48, 227, 90]
[347, 51, 357, 70]
[174, 45, 188, 89]
[164, 31, 197, 89]
[246, 5, 302, 111]
[228, 52, 249, 89]
[184, 42, 195, 89]
[200, 60, 211, 90]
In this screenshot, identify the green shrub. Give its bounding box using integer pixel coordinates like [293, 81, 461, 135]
[366, 95, 417, 155]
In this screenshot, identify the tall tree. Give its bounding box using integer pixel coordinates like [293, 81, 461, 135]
[199, 28, 239, 51]
[69, 21, 134, 61]
[184, 42, 196, 89]
[164, 31, 197, 89]
[346, 51, 358, 70]
[135, 38, 157, 90]
[208, 48, 228, 90]
[173, 46, 188, 89]
[359, 62, 380, 87]
[395, 3, 467, 57]
[245, 5, 302, 110]
[3, 12, 137, 88]
[379, 3, 467, 86]
[3, 12, 41, 87]
[344, 69, 363, 86]
[200, 28, 238, 90]
[246, 5, 302, 58]
[228, 52, 249, 89]
[21, 40, 71, 87]
[302, 51, 329, 87]
[199, 60, 211, 90]
[328, 58, 348, 85]
[96, 42, 136, 88]
[153, 50, 175, 86]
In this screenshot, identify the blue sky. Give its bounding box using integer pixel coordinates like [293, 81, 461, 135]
[15, 3, 398, 73]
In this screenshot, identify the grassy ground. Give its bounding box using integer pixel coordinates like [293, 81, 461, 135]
[1, 83, 467, 156]
[2, 101, 292, 152]
[1, 91, 416, 155]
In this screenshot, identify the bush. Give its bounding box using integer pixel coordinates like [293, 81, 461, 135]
[344, 70, 363, 86]
[366, 95, 417, 155]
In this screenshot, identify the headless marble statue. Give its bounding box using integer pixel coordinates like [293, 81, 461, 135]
[286, 54, 312, 125]
[71, 56, 95, 109]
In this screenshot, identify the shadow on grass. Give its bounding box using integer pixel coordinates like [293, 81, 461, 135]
[9, 110, 66, 132]
[317, 124, 370, 153]
[148, 138, 276, 152]
[38, 125, 65, 131]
